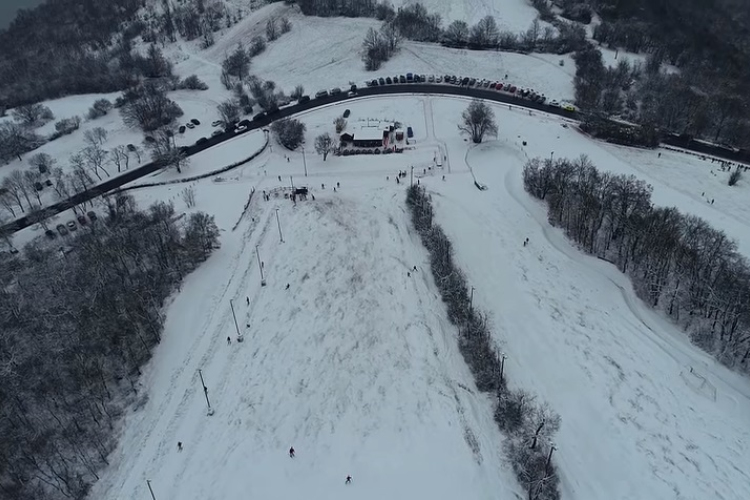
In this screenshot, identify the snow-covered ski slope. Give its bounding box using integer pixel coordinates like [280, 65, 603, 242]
[89, 158, 517, 498]
[72, 95, 750, 500]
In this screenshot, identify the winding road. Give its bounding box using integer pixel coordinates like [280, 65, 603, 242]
[0, 82, 742, 235]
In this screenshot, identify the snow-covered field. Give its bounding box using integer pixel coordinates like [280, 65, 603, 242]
[71, 94, 750, 500]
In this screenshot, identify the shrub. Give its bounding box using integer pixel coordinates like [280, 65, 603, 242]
[179, 75, 209, 90]
[87, 98, 113, 120]
[729, 168, 742, 186]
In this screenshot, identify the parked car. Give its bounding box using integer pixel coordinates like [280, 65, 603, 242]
[87, 211, 98, 222]
[56, 224, 68, 236]
[330, 87, 342, 95]
[489, 82, 496, 89]
[370, 79, 378, 86]
[436, 75, 443, 83]
[234, 124, 248, 134]
[253, 111, 267, 120]
[350, 84, 358, 93]
[399, 75, 406, 83]
[549, 100, 560, 107]
[212, 129, 223, 137]
[212, 120, 223, 127]
[508, 85, 517, 93]
[343, 109, 351, 118]
[179, 125, 186, 133]
[190, 118, 201, 125]
[496, 83, 504, 90]
[126, 143, 136, 151]
[186, 122, 195, 129]
[469, 78, 476, 86]
[378, 77, 385, 85]
[315, 90, 329, 98]
[428, 75, 435, 83]
[299, 95, 310, 103]
[386, 76, 393, 84]
[562, 103, 576, 112]
[406, 73, 413, 82]
[196, 137, 208, 144]
[45, 229, 57, 239]
[67, 221, 77, 231]
[77, 215, 88, 226]
[407, 126, 414, 138]
[45, 179, 53, 187]
[483, 80, 490, 88]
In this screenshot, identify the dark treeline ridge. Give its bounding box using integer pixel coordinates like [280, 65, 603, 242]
[567, 0, 750, 149]
[0, 193, 220, 500]
[523, 155, 750, 371]
[406, 185, 561, 500]
[0, 0, 239, 108]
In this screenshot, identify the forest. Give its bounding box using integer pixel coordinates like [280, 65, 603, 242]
[523, 155, 750, 371]
[0, 194, 220, 500]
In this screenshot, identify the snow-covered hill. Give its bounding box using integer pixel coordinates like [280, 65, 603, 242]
[78, 95, 750, 500]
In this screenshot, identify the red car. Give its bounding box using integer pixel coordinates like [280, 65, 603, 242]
[496, 82, 504, 91]
[508, 85, 517, 93]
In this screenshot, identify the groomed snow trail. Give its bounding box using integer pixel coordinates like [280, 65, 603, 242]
[426, 98, 750, 500]
[89, 177, 518, 500]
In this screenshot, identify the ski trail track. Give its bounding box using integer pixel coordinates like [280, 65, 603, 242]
[168, 208, 278, 489]
[99, 200, 275, 500]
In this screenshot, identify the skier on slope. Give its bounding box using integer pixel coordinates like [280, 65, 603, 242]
[345, 475, 352, 485]
[289, 447, 295, 458]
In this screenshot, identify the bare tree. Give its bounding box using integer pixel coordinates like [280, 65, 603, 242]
[290, 85, 305, 100]
[50, 167, 71, 199]
[459, 100, 498, 143]
[12, 103, 54, 126]
[271, 118, 306, 150]
[314, 133, 334, 161]
[279, 16, 292, 34]
[28, 152, 56, 174]
[146, 129, 189, 173]
[23, 170, 43, 205]
[1, 176, 25, 213]
[444, 20, 469, 46]
[266, 17, 278, 41]
[181, 186, 196, 208]
[84, 127, 108, 146]
[110, 146, 130, 173]
[216, 100, 241, 126]
[334, 116, 347, 133]
[8, 170, 34, 209]
[120, 82, 184, 132]
[470, 16, 499, 47]
[82, 145, 110, 180]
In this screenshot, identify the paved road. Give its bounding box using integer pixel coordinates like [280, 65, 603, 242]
[0, 83, 742, 236]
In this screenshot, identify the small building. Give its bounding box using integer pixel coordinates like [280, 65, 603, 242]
[340, 127, 385, 148]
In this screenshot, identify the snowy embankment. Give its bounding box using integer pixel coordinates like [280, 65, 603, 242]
[89, 169, 518, 500]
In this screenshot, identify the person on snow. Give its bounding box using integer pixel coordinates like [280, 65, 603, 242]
[345, 475, 352, 485]
[289, 447, 295, 458]
[177, 442, 183, 452]
[285, 283, 290, 290]
[227, 336, 231, 345]
[337, 182, 340, 188]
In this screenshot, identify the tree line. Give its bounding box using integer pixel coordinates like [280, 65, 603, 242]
[553, 0, 750, 150]
[523, 155, 750, 370]
[0, 0, 241, 108]
[0, 193, 220, 500]
[406, 185, 561, 500]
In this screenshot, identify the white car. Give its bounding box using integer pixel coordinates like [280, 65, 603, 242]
[436, 75, 443, 83]
[549, 100, 560, 107]
[234, 125, 248, 134]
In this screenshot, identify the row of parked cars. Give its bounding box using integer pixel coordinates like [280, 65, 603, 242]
[364, 73, 576, 111]
[47, 211, 98, 239]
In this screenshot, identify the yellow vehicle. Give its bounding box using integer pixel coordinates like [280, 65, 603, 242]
[561, 103, 576, 112]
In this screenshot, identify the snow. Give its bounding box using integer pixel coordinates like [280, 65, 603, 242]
[391, 0, 538, 29]
[245, 13, 574, 102]
[75, 94, 750, 500]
